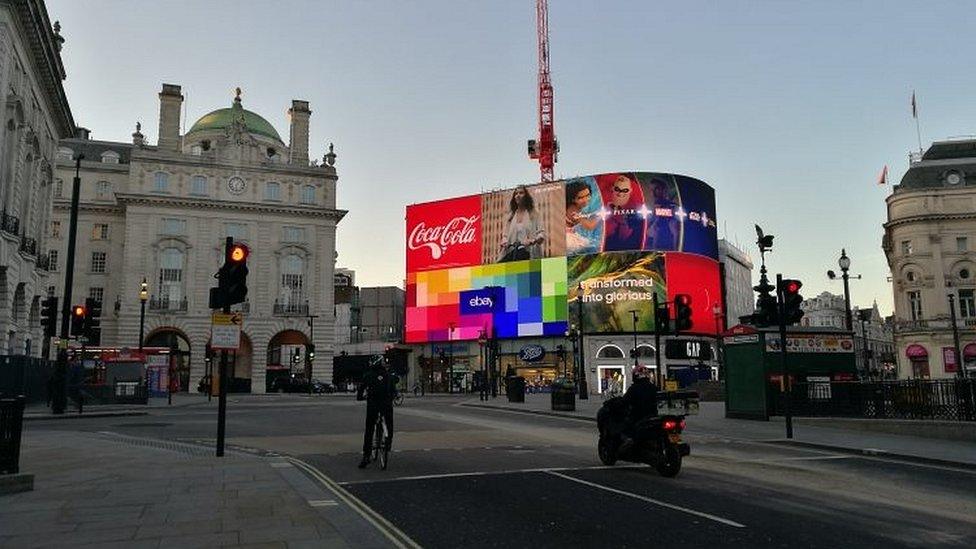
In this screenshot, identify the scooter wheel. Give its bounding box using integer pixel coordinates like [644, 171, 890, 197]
[656, 445, 682, 478]
[598, 436, 618, 466]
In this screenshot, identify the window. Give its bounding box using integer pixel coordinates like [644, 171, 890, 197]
[280, 254, 305, 305]
[161, 218, 186, 235]
[901, 240, 913, 256]
[46, 286, 55, 297]
[50, 220, 61, 238]
[596, 345, 624, 359]
[958, 237, 969, 253]
[158, 248, 184, 302]
[54, 178, 63, 198]
[906, 271, 916, 282]
[90, 251, 107, 273]
[960, 290, 976, 319]
[300, 185, 315, 204]
[100, 151, 119, 164]
[908, 291, 922, 321]
[282, 226, 306, 242]
[265, 182, 280, 200]
[88, 287, 104, 303]
[190, 175, 207, 196]
[961, 269, 971, 280]
[92, 223, 109, 240]
[224, 222, 247, 240]
[153, 172, 169, 192]
[48, 250, 58, 271]
[95, 181, 111, 200]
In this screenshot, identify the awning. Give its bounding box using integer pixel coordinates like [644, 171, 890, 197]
[905, 344, 928, 359]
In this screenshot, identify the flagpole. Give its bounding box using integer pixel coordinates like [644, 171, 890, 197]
[912, 91, 923, 153]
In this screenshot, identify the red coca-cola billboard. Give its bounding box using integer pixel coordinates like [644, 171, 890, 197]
[406, 195, 483, 273]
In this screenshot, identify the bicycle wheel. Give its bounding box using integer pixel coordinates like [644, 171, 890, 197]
[376, 417, 389, 470]
[394, 393, 404, 407]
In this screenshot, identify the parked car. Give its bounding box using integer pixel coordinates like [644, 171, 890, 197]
[270, 374, 335, 394]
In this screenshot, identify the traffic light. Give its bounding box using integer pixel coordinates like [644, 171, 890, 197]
[307, 344, 315, 361]
[674, 294, 693, 332]
[654, 300, 671, 335]
[70, 304, 86, 337]
[779, 279, 804, 325]
[41, 296, 58, 338]
[85, 298, 102, 345]
[210, 241, 249, 309]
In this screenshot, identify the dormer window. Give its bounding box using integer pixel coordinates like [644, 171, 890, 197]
[57, 147, 73, 161]
[201, 140, 211, 151]
[100, 151, 120, 164]
[267, 147, 276, 158]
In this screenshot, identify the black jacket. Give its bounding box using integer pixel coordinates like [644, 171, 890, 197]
[357, 366, 399, 405]
[623, 378, 659, 421]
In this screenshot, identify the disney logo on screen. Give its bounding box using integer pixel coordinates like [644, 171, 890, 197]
[408, 215, 479, 259]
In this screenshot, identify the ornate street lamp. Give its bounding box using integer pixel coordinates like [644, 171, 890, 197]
[138, 277, 148, 351]
[827, 249, 861, 332]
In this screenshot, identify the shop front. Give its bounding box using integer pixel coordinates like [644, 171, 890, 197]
[905, 344, 930, 378]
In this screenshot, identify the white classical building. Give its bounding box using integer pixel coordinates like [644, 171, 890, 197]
[799, 291, 894, 376]
[884, 139, 976, 378]
[48, 84, 345, 392]
[718, 238, 753, 326]
[0, 0, 74, 357]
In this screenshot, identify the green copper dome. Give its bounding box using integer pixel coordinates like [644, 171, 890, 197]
[186, 97, 283, 143]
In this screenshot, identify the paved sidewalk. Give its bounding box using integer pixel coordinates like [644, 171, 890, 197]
[0, 429, 398, 548]
[462, 394, 976, 468]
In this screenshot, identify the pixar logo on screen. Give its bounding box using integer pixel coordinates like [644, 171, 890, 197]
[459, 289, 502, 315]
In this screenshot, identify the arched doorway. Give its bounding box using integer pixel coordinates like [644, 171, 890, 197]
[266, 329, 310, 391]
[205, 333, 254, 393]
[594, 344, 626, 395]
[146, 328, 191, 392]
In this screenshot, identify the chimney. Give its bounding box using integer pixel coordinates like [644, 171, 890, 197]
[288, 100, 311, 166]
[157, 83, 183, 152]
[74, 127, 91, 140]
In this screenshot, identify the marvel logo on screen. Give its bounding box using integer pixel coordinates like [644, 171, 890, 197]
[406, 195, 483, 272]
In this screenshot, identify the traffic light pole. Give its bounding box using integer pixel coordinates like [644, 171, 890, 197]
[777, 273, 793, 439]
[52, 155, 84, 414]
[216, 237, 232, 457]
[653, 293, 663, 388]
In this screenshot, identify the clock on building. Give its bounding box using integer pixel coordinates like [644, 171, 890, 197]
[228, 176, 246, 194]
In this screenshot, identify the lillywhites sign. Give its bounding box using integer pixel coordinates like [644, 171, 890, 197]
[519, 345, 545, 362]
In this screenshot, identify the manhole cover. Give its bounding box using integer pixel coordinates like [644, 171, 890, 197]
[112, 422, 173, 428]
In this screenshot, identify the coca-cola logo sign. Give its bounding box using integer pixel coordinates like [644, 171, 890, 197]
[408, 215, 479, 260]
[406, 195, 483, 272]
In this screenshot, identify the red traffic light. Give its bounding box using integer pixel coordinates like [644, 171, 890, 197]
[784, 280, 802, 294]
[675, 294, 692, 306]
[72, 305, 86, 317]
[229, 244, 249, 263]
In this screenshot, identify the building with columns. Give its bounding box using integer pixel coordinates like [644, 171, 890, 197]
[884, 139, 976, 379]
[49, 84, 344, 392]
[0, 0, 74, 358]
[799, 291, 894, 377]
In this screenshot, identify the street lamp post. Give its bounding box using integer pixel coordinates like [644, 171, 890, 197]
[827, 249, 861, 332]
[857, 309, 871, 378]
[138, 277, 148, 351]
[713, 303, 723, 381]
[629, 310, 639, 369]
[478, 329, 487, 401]
[447, 322, 456, 394]
[576, 282, 588, 399]
[948, 294, 966, 379]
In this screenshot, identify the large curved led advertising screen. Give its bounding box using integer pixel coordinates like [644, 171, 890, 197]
[405, 172, 719, 343]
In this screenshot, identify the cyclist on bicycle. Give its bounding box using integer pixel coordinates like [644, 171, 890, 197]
[357, 355, 399, 468]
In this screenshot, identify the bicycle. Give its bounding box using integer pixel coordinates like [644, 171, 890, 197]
[371, 413, 390, 470]
[393, 391, 404, 407]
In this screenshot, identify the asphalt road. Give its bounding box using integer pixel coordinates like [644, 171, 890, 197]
[27, 395, 976, 548]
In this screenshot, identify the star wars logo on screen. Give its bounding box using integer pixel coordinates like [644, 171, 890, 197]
[665, 339, 713, 361]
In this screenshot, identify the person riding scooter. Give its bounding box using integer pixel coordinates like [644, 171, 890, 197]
[619, 365, 659, 452]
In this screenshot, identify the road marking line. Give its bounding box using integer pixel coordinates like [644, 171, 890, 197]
[285, 456, 422, 549]
[337, 465, 645, 485]
[738, 455, 854, 464]
[270, 461, 293, 468]
[545, 471, 746, 529]
[308, 499, 339, 507]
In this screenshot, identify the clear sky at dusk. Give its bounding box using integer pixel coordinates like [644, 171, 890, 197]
[47, 0, 976, 315]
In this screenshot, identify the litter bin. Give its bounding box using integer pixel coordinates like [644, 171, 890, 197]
[506, 376, 525, 403]
[551, 378, 576, 411]
[0, 395, 26, 475]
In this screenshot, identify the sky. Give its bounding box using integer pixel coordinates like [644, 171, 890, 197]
[47, 0, 976, 315]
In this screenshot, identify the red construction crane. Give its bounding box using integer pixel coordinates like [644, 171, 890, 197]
[528, 0, 557, 182]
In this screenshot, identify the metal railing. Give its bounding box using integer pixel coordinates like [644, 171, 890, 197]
[273, 300, 308, 316]
[776, 380, 975, 421]
[18, 236, 36, 256]
[1, 396, 26, 474]
[0, 211, 19, 235]
[148, 296, 188, 312]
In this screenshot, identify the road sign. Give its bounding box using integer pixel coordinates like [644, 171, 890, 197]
[211, 312, 243, 350]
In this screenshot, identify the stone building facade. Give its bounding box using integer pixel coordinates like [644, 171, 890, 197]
[0, 0, 74, 357]
[799, 292, 894, 377]
[718, 238, 753, 326]
[49, 85, 344, 392]
[883, 139, 976, 378]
